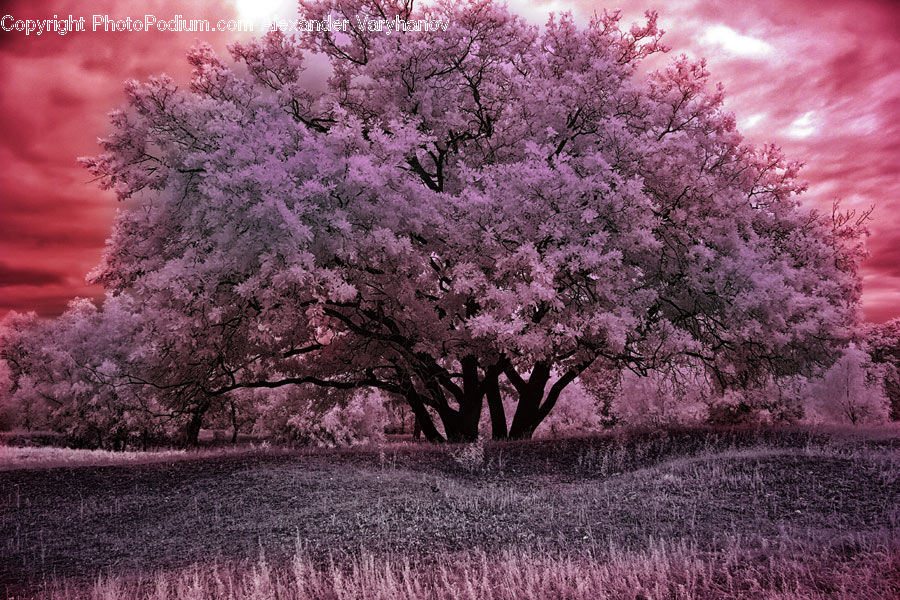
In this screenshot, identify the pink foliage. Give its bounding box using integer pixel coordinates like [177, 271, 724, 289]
[864, 318, 900, 420]
[0, 298, 172, 447]
[3, 0, 867, 444]
[804, 345, 890, 425]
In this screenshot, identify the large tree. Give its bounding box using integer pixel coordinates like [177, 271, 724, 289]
[19, 0, 861, 443]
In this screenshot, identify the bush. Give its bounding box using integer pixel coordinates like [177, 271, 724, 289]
[613, 370, 707, 426]
[285, 389, 388, 447]
[535, 379, 610, 438]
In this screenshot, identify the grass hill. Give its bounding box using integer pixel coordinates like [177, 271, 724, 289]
[2, 426, 898, 599]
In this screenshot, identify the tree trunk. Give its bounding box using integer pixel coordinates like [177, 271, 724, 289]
[399, 357, 496, 443]
[454, 355, 483, 442]
[885, 374, 900, 421]
[411, 388, 479, 443]
[405, 390, 445, 442]
[435, 405, 468, 442]
[485, 373, 508, 440]
[454, 401, 482, 442]
[184, 411, 204, 447]
[183, 398, 211, 447]
[230, 400, 239, 444]
[501, 362, 584, 440]
[424, 378, 468, 442]
[508, 397, 540, 439]
[507, 363, 551, 439]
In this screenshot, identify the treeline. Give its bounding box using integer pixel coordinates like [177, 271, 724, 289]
[2, 316, 896, 450]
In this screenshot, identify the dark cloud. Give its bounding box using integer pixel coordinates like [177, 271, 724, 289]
[0, 262, 66, 287]
[0, 289, 103, 315]
[864, 238, 900, 279]
[0, 0, 248, 318]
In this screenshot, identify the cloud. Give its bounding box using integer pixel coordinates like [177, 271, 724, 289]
[785, 111, 818, 139]
[739, 112, 766, 130]
[0, 0, 248, 320]
[0, 262, 66, 288]
[701, 24, 774, 58]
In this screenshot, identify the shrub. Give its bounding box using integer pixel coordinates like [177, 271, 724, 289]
[285, 389, 388, 447]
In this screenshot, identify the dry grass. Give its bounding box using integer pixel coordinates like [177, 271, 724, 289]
[0, 442, 317, 472]
[31, 536, 900, 600]
[0, 446, 193, 471]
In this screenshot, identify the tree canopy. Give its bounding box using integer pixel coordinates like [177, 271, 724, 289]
[2, 0, 866, 443]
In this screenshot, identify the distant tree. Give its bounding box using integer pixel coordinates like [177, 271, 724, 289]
[0, 354, 18, 431]
[533, 377, 612, 438]
[0, 312, 48, 432]
[804, 344, 889, 425]
[864, 319, 900, 420]
[0, 298, 171, 448]
[19, 0, 859, 443]
[615, 368, 709, 427]
[285, 388, 388, 447]
[706, 375, 806, 425]
[204, 388, 261, 443]
[0, 294, 287, 447]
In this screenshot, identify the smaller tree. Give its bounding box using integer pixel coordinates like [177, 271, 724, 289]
[864, 319, 900, 420]
[0, 299, 173, 449]
[1, 311, 52, 432]
[262, 387, 387, 447]
[804, 345, 889, 425]
[0, 358, 18, 431]
[204, 389, 260, 443]
[706, 377, 806, 425]
[533, 378, 608, 438]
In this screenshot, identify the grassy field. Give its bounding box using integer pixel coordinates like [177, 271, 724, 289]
[1, 426, 899, 599]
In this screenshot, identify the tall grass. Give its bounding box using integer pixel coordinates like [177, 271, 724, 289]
[35, 534, 899, 600]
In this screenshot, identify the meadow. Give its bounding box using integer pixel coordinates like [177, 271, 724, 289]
[1, 426, 899, 599]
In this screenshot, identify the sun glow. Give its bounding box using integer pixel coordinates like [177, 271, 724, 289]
[740, 113, 766, 131]
[702, 24, 774, 59]
[234, 0, 287, 25]
[786, 111, 818, 139]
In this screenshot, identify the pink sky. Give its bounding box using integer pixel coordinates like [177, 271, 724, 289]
[1, 0, 898, 321]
